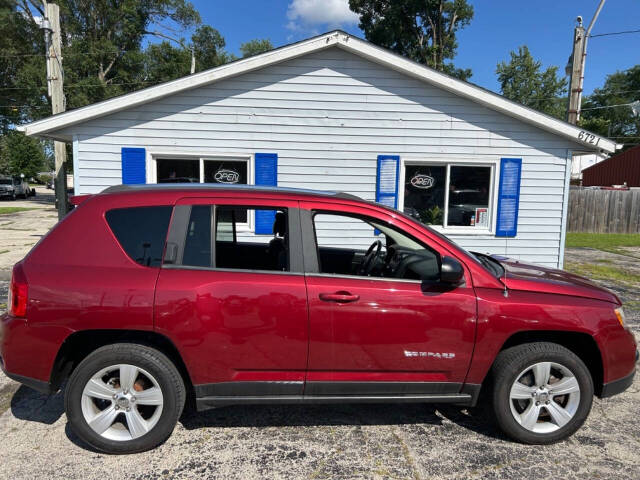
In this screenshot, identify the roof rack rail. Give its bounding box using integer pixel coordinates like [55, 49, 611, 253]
[335, 192, 364, 201]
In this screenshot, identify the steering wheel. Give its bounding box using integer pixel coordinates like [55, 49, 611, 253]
[359, 240, 383, 276]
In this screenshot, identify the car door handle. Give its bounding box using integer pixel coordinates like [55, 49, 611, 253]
[319, 292, 360, 303]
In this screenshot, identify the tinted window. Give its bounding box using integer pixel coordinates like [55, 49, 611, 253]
[183, 205, 212, 268]
[215, 206, 289, 271]
[106, 206, 172, 267]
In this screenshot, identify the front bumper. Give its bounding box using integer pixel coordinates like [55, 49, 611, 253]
[601, 366, 636, 398]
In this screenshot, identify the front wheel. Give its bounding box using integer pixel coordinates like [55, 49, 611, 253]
[491, 342, 594, 444]
[65, 343, 186, 454]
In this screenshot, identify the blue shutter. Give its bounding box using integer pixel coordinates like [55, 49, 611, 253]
[121, 148, 146, 184]
[375, 155, 400, 208]
[254, 153, 277, 234]
[495, 157, 522, 237]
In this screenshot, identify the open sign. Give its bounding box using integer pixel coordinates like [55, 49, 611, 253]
[214, 169, 240, 184]
[410, 174, 435, 189]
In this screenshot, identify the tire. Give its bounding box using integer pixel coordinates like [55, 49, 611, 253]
[491, 342, 593, 444]
[65, 343, 186, 454]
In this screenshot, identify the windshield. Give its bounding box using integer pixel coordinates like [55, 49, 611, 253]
[0, 179, 12, 185]
[470, 251, 505, 278]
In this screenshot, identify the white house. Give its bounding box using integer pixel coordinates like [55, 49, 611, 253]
[571, 152, 607, 181]
[20, 31, 616, 268]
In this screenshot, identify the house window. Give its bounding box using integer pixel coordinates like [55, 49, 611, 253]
[153, 154, 253, 227]
[402, 161, 495, 231]
[155, 156, 250, 186]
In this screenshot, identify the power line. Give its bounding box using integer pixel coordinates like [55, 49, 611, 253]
[581, 101, 638, 111]
[0, 81, 155, 90]
[589, 28, 640, 38]
[0, 50, 139, 58]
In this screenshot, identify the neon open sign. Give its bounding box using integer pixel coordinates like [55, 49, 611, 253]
[214, 169, 240, 184]
[410, 174, 435, 189]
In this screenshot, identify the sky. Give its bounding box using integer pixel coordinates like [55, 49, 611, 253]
[192, 0, 640, 96]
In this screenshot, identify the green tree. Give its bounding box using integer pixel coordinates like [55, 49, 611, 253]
[142, 26, 235, 84]
[349, 0, 473, 80]
[0, 1, 48, 132]
[240, 39, 274, 58]
[581, 65, 640, 148]
[191, 25, 236, 70]
[14, 0, 201, 110]
[143, 41, 192, 84]
[496, 45, 567, 118]
[0, 131, 45, 178]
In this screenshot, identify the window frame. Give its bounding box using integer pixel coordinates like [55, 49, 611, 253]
[304, 208, 442, 284]
[162, 198, 305, 275]
[398, 157, 499, 235]
[147, 151, 255, 232]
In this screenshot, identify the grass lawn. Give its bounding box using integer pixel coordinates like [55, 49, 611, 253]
[566, 233, 640, 255]
[0, 207, 37, 215]
[565, 261, 640, 285]
[565, 233, 640, 285]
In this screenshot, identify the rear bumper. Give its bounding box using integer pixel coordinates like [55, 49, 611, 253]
[0, 313, 62, 392]
[0, 359, 51, 394]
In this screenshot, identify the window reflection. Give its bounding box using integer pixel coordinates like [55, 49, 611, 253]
[447, 166, 491, 227]
[157, 159, 199, 183]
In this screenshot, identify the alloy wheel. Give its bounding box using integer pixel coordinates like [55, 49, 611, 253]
[509, 361, 581, 434]
[80, 364, 164, 441]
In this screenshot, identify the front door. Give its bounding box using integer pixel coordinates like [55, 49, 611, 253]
[301, 203, 477, 396]
[154, 198, 308, 399]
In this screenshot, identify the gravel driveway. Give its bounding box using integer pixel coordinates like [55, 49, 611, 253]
[0, 203, 638, 479]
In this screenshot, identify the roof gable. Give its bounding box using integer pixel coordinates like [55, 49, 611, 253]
[19, 30, 616, 153]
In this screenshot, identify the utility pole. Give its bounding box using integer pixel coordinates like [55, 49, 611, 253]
[566, 0, 606, 125]
[42, 0, 69, 218]
[566, 18, 585, 125]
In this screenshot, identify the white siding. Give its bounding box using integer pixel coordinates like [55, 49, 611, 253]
[65, 48, 581, 267]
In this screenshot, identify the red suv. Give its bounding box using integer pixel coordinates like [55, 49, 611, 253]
[1, 185, 636, 453]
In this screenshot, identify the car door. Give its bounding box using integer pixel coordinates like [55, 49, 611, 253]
[154, 197, 309, 401]
[300, 200, 477, 397]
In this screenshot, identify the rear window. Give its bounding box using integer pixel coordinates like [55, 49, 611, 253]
[105, 206, 173, 267]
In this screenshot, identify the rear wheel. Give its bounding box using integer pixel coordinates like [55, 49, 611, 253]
[491, 342, 593, 444]
[65, 343, 185, 454]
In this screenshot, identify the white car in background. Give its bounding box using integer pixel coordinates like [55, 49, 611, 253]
[0, 176, 34, 200]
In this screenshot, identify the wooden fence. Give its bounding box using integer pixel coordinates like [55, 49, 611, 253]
[568, 188, 640, 233]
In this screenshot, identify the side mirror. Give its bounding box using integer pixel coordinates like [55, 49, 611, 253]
[440, 256, 464, 284]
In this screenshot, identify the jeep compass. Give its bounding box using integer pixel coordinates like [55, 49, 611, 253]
[1, 185, 636, 453]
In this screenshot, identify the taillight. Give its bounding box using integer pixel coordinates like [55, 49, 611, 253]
[9, 265, 28, 317]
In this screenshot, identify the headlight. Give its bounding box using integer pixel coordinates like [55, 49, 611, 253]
[614, 307, 626, 327]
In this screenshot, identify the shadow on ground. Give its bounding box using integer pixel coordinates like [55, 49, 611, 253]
[179, 398, 505, 440]
[10, 385, 64, 425]
[0, 192, 54, 206]
[9, 383, 506, 451]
